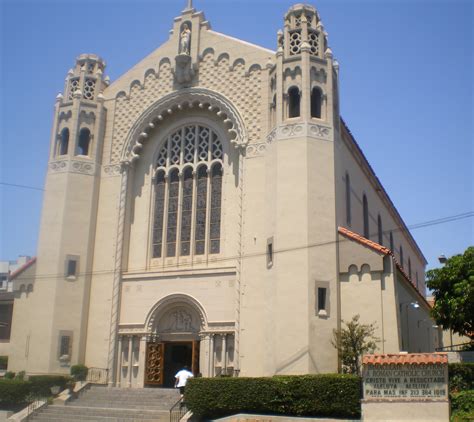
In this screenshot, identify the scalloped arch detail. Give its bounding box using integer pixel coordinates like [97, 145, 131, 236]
[121, 87, 248, 163]
[145, 293, 208, 332]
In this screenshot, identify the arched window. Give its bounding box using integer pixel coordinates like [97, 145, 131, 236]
[345, 173, 351, 226]
[152, 124, 224, 259]
[363, 194, 369, 238]
[210, 163, 223, 254]
[400, 245, 404, 268]
[390, 231, 394, 252]
[195, 166, 208, 255]
[180, 167, 193, 256]
[152, 171, 166, 258]
[288, 86, 300, 118]
[311, 87, 322, 118]
[77, 128, 91, 156]
[59, 128, 69, 156]
[166, 169, 180, 257]
[378, 214, 383, 245]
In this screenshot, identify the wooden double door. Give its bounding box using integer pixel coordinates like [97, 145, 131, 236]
[145, 341, 199, 387]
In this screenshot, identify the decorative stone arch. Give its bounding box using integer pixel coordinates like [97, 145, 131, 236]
[121, 88, 248, 164]
[145, 293, 208, 335]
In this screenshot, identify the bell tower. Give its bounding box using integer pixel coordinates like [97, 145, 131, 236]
[11, 54, 109, 374]
[262, 3, 341, 374]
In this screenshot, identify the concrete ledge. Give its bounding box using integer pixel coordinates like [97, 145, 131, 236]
[361, 400, 449, 422]
[214, 414, 360, 422]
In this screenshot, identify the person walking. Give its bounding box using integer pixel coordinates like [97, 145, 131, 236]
[174, 365, 194, 398]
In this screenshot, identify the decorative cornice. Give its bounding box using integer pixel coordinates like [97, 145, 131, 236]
[48, 160, 96, 175]
[102, 164, 122, 177]
[267, 122, 332, 142]
[246, 142, 267, 158]
[48, 160, 68, 173]
[70, 161, 95, 175]
[121, 87, 249, 163]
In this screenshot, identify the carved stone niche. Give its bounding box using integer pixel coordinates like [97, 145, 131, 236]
[155, 306, 199, 334]
[174, 54, 195, 85]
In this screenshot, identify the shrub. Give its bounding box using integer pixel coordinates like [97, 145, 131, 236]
[451, 390, 474, 420]
[185, 374, 361, 420]
[449, 363, 474, 393]
[4, 371, 15, 379]
[28, 375, 70, 396]
[15, 371, 25, 381]
[70, 364, 88, 381]
[0, 380, 31, 407]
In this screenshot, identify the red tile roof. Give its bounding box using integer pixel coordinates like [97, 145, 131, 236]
[363, 353, 448, 365]
[9, 257, 36, 280]
[338, 226, 392, 255]
[338, 227, 432, 309]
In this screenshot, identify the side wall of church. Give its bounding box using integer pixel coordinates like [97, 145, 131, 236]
[334, 129, 426, 294]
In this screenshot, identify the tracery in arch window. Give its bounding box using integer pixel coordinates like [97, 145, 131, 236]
[152, 124, 224, 259]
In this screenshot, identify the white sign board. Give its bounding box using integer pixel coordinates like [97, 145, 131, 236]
[363, 363, 448, 400]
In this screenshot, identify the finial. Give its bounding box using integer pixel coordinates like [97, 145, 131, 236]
[184, 0, 193, 10]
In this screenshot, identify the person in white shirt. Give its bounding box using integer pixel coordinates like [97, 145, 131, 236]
[174, 366, 194, 397]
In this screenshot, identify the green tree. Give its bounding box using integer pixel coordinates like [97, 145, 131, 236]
[331, 314, 380, 375]
[426, 246, 474, 340]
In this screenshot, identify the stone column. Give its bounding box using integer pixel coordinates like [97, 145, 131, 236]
[116, 336, 123, 387]
[300, 15, 311, 120]
[107, 162, 130, 386]
[137, 335, 147, 387]
[221, 333, 227, 374]
[128, 336, 133, 387]
[199, 333, 209, 377]
[209, 334, 215, 377]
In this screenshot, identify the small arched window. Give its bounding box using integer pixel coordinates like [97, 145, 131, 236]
[311, 87, 322, 118]
[77, 128, 91, 156]
[363, 194, 369, 238]
[400, 245, 404, 268]
[390, 231, 394, 252]
[378, 214, 383, 245]
[288, 86, 300, 118]
[345, 173, 351, 226]
[59, 128, 69, 156]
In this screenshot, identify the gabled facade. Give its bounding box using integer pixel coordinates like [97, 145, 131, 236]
[7, 2, 435, 385]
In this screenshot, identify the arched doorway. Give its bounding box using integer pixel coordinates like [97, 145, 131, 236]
[144, 296, 206, 387]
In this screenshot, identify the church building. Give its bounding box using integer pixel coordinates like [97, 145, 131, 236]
[3, 2, 437, 387]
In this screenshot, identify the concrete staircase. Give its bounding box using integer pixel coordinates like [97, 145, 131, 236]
[29, 385, 181, 422]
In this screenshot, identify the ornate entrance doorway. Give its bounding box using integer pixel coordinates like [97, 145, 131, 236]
[144, 297, 205, 387]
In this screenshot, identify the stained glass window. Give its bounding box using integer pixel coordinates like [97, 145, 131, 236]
[152, 124, 223, 260]
[195, 166, 208, 255]
[210, 164, 222, 254]
[166, 169, 179, 257]
[152, 171, 166, 258]
[180, 167, 193, 256]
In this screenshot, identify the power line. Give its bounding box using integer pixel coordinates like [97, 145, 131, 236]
[0, 182, 44, 191]
[9, 211, 474, 283]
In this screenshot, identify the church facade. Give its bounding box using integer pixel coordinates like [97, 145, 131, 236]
[6, 2, 437, 387]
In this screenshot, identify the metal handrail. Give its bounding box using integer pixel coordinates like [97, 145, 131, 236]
[26, 394, 48, 421]
[169, 396, 188, 422]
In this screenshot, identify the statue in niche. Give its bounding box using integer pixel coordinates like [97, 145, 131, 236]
[168, 309, 193, 331]
[180, 24, 191, 55]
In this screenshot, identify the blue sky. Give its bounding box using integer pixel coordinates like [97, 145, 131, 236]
[0, 0, 472, 271]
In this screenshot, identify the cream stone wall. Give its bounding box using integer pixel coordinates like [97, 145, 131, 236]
[334, 128, 427, 294]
